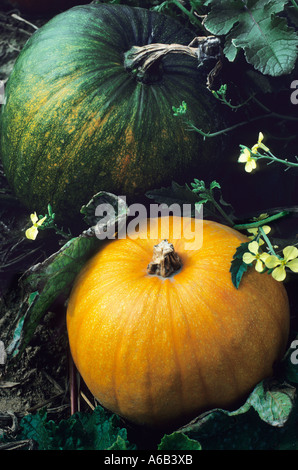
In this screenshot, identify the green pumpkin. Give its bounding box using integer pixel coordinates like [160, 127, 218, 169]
[0, 4, 224, 221]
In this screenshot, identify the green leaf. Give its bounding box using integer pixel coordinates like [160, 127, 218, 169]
[18, 409, 50, 450]
[204, 0, 298, 76]
[230, 241, 251, 288]
[179, 379, 296, 449]
[241, 381, 296, 427]
[107, 434, 133, 450]
[18, 406, 136, 450]
[158, 432, 202, 450]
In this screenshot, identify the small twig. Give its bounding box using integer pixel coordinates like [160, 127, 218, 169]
[0, 411, 18, 433]
[0, 247, 40, 271]
[0, 439, 35, 450]
[11, 13, 38, 30]
[26, 392, 64, 413]
[256, 152, 298, 169]
[211, 84, 256, 109]
[42, 371, 64, 394]
[0, 340, 7, 365]
[80, 391, 95, 411]
[253, 96, 298, 122]
[186, 109, 298, 139]
[69, 349, 79, 415]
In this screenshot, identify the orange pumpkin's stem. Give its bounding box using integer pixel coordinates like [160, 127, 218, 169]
[147, 239, 182, 278]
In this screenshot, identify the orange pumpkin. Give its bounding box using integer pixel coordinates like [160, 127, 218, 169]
[66, 216, 290, 429]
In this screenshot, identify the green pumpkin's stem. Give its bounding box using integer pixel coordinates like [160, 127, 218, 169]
[124, 43, 197, 81]
[147, 239, 182, 278]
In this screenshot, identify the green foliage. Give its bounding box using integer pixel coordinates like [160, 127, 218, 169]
[17, 406, 136, 450]
[172, 100, 187, 117]
[191, 179, 236, 225]
[33, 204, 72, 240]
[211, 84, 254, 109]
[6, 192, 128, 360]
[191, 179, 221, 205]
[245, 381, 295, 427]
[179, 378, 298, 450]
[203, 0, 298, 76]
[143, 0, 298, 77]
[151, 0, 207, 29]
[146, 179, 235, 224]
[158, 432, 202, 450]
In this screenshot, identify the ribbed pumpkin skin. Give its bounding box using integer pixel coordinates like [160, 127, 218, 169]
[0, 4, 223, 221]
[66, 216, 290, 429]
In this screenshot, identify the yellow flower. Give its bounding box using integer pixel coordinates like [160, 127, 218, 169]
[247, 225, 271, 245]
[25, 212, 46, 240]
[238, 148, 257, 172]
[252, 132, 269, 154]
[264, 246, 298, 281]
[242, 241, 270, 272]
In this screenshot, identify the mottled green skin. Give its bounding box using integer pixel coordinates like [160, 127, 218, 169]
[0, 4, 222, 221]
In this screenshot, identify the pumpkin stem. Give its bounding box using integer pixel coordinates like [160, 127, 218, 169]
[124, 43, 197, 82]
[147, 239, 182, 278]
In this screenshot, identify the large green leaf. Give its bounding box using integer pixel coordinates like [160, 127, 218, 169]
[177, 378, 296, 449]
[204, 0, 298, 76]
[17, 406, 136, 450]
